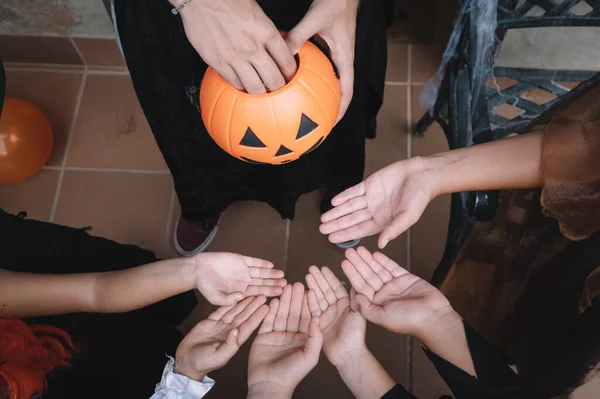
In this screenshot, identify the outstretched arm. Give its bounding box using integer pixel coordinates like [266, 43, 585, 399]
[1, 252, 286, 319]
[321, 130, 544, 248]
[426, 130, 544, 197]
[0, 258, 194, 318]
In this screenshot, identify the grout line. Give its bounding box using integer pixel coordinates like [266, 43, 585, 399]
[86, 68, 130, 76]
[4, 64, 84, 73]
[0, 32, 116, 39]
[49, 70, 88, 223]
[69, 37, 87, 66]
[41, 165, 61, 171]
[406, 42, 414, 394]
[163, 189, 177, 258]
[283, 219, 291, 274]
[62, 166, 171, 175]
[385, 81, 409, 86]
[4, 64, 128, 75]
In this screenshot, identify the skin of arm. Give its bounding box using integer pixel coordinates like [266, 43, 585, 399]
[334, 346, 396, 399]
[0, 257, 194, 318]
[425, 130, 544, 198]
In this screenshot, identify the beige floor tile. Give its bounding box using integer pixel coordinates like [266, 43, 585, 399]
[387, 43, 409, 82]
[411, 85, 450, 158]
[166, 200, 287, 266]
[53, 171, 172, 256]
[0, 170, 59, 221]
[66, 74, 168, 170]
[286, 191, 407, 284]
[0, 35, 83, 65]
[366, 85, 408, 177]
[73, 38, 126, 69]
[4, 69, 83, 166]
[411, 44, 443, 83]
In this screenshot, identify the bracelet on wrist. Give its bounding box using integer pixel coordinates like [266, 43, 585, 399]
[171, 0, 193, 15]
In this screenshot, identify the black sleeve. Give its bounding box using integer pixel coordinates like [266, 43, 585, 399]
[381, 384, 418, 399]
[423, 322, 529, 399]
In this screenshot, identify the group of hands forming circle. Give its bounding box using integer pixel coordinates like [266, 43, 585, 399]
[177, 248, 454, 398]
[176, 158, 453, 397]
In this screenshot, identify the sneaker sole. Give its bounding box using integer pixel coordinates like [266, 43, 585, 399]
[334, 239, 361, 249]
[173, 214, 222, 257]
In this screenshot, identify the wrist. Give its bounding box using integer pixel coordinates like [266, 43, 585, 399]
[414, 308, 463, 347]
[420, 153, 456, 198]
[331, 344, 369, 371]
[175, 256, 198, 291]
[174, 357, 208, 382]
[247, 383, 293, 399]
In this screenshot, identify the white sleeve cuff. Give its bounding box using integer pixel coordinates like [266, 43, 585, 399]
[150, 357, 215, 399]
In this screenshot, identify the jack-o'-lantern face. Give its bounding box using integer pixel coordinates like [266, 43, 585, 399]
[200, 40, 341, 165]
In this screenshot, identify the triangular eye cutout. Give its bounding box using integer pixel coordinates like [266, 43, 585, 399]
[275, 145, 293, 157]
[240, 127, 267, 148]
[295, 114, 319, 140]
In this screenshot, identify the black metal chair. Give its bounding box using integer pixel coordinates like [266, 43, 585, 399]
[413, 0, 600, 286]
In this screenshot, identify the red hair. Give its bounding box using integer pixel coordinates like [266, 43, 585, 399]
[0, 319, 74, 399]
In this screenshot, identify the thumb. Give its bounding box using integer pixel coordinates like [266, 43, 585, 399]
[285, 10, 322, 55]
[332, 49, 354, 124]
[304, 317, 323, 359]
[355, 294, 386, 326]
[215, 328, 240, 360]
[220, 291, 246, 306]
[378, 211, 416, 249]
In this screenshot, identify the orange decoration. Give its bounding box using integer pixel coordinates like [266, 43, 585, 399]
[200, 40, 341, 165]
[0, 98, 53, 184]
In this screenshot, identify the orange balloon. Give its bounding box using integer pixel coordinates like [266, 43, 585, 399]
[0, 98, 53, 184]
[200, 40, 341, 165]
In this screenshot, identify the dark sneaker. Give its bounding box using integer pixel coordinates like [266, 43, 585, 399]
[174, 213, 222, 256]
[320, 189, 361, 249]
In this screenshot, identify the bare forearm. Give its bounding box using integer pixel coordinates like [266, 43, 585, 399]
[335, 347, 396, 399]
[0, 269, 96, 318]
[416, 310, 476, 377]
[92, 257, 194, 313]
[0, 258, 194, 318]
[425, 131, 544, 197]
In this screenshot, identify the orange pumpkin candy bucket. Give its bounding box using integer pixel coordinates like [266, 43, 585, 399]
[199, 39, 341, 165]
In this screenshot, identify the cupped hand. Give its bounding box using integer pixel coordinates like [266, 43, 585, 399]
[320, 157, 434, 249]
[304, 266, 366, 367]
[248, 283, 322, 398]
[341, 247, 453, 336]
[286, 0, 360, 122]
[175, 295, 270, 381]
[177, 0, 297, 93]
[191, 252, 286, 306]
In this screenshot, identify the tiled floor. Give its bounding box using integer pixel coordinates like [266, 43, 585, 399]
[2, 31, 599, 399]
[0, 40, 454, 397]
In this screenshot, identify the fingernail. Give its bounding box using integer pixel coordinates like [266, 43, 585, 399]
[233, 329, 239, 337]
